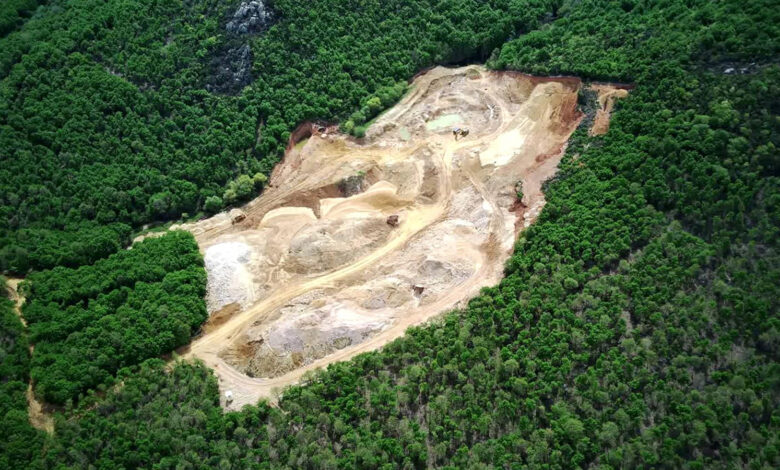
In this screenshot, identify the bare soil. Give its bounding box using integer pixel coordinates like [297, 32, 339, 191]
[588, 83, 630, 136]
[156, 66, 621, 410]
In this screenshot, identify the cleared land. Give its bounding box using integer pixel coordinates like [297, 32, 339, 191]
[163, 66, 622, 409]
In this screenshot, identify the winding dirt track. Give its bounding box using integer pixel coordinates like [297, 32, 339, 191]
[168, 66, 589, 409]
[5, 278, 55, 433]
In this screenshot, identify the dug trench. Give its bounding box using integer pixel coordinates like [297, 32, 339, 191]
[161, 65, 627, 410]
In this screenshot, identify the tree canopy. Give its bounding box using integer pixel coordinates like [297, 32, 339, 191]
[22, 231, 207, 404]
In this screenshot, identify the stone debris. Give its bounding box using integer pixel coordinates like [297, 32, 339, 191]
[204, 242, 254, 312]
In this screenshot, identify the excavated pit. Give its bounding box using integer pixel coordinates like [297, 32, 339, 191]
[166, 66, 626, 409]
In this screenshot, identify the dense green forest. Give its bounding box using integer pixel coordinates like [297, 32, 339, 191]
[0, 0, 44, 37]
[0, 0, 778, 468]
[21, 231, 206, 404]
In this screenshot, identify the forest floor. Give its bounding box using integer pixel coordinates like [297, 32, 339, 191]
[5, 278, 55, 433]
[158, 66, 624, 410]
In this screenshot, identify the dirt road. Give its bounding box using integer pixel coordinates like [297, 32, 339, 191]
[5, 278, 55, 433]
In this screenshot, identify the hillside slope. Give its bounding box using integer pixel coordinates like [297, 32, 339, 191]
[1, 0, 778, 468]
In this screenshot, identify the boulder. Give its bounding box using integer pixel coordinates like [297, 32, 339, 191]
[230, 209, 247, 224]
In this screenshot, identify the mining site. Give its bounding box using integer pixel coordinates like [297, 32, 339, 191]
[164, 65, 624, 409]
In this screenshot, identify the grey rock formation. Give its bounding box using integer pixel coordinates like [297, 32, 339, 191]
[226, 0, 274, 35]
[206, 43, 253, 94]
[205, 1, 276, 93]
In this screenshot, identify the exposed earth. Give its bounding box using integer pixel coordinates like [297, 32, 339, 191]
[588, 83, 630, 136]
[159, 65, 625, 409]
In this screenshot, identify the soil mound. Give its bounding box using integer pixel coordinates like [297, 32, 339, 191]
[284, 216, 392, 273]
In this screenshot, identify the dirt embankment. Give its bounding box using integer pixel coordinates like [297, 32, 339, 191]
[159, 65, 625, 410]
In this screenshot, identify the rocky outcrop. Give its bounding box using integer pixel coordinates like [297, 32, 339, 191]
[204, 1, 276, 94]
[206, 44, 253, 94]
[226, 0, 274, 35]
[338, 174, 367, 197]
